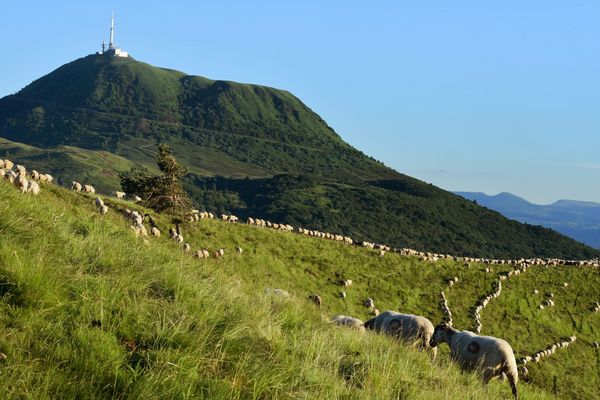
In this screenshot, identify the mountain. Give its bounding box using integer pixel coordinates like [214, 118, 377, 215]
[455, 192, 600, 249]
[0, 54, 598, 259]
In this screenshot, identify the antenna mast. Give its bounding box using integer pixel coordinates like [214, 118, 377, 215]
[109, 12, 115, 49]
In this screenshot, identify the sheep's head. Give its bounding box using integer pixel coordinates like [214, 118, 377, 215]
[430, 323, 452, 347]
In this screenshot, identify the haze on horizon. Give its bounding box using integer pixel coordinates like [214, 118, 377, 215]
[2, 1, 598, 204]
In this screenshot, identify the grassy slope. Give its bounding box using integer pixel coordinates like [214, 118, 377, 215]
[0, 180, 562, 399]
[3, 56, 600, 260]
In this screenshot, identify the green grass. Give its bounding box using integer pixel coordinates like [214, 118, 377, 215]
[0, 178, 570, 399]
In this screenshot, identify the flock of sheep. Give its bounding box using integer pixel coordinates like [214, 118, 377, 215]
[4, 160, 599, 400]
[0, 159, 52, 195]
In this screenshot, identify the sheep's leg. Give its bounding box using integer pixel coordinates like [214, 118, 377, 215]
[509, 376, 518, 400]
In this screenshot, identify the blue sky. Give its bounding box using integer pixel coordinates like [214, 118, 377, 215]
[2, 1, 599, 204]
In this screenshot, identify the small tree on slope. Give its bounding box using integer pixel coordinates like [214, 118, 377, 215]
[120, 144, 191, 216]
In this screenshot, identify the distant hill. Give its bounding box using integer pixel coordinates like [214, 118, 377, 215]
[0, 54, 598, 259]
[455, 191, 600, 250]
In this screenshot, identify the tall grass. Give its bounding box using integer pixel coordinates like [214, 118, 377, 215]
[0, 181, 580, 398]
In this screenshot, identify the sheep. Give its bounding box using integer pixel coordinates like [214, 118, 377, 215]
[339, 291, 347, 299]
[364, 298, 375, 309]
[115, 191, 126, 200]
[43, 174, 53, 183]
[95, 197, 104, 208]
[0, 169, 4, 178]
[134, 195, 142, 202]
[5, 170, 17, 183]
[340, 279, 353, 287]
[236, 247, 243, 255]
[16, 175, 28, 193]
[308, 294, 322, 307]
[371, 308, 380, 316]
[100, 205, 108, 214]
[429, 323, 518, 399]
[83, 184, 96, 194]
[0, 159, 4, 168]
[364, 311, 437, 359]
[27, 180, 40, 195]
[15, 165, 26, 176]
[183, 243, 191, 252]
[72, 181, 82, 192]
[151, 227, 161, 237]
[3, 160, 13, 170]
[331, 315, 365, 331]
[30, 170, 40, 181]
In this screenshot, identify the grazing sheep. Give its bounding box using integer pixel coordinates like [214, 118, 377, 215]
[30, 170, 40, 181]
[364, 298, 375, 309]
[5, 170, 17, 183]
[340, 279, 353, 287]
[27, 180, 40, 195]
[134, 195, 142, 202]
[15, 165, 26, 176]
[115, 191, 126, 200]
[83, 184, 96, 194]
[371, 308, 380, 316]
[72, 181, 82, 192]
[3, 160, 14, 170]
[429, 323, 519, 399]
[183, 243, 191, 252]
[151, 227, 161, 237]
[236, 247, 243, 255]
[95, 197, 104, 208]
[339, 291, 347, 299]
[0, 169, 5, 178]
[43, 174, 53, 183]
[331, 315, 365, 331]
[16, 175, 28, 193]
[365, 311, 437, 359]
[308, 294, 322, 307]
[100, 205, 108, 215]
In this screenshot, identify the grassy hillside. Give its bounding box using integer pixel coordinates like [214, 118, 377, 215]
[1, 176, 598, 399]
[1, 55, 599, 259]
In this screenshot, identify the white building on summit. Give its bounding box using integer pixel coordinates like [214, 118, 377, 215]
[98, 13, 128, 58]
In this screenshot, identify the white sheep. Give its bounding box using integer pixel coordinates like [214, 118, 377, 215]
[365, 311, 437, 359]
[95, 197, 104, 208]
[183, 243, 191, 252]
[72, 181, 82, 192]
[429, 323, 518, 399]
[151, 227, 161, 237]
[115, 191, 126, 200]
[236, 247, 243, 255]
[27, 180, 40, 195]
[331, 315, 365, 331]
[30, 170, 40, 181]
[0, 169, 5, 178]
[364, 298, 375, 309]
[15, 165, 26, 176]
[3, 160, 14, 170]
[83, 184, 95, 194]
[100, 205, 108, 214]
[16, 175, 28, 193]
[0, 159, 4, 168]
